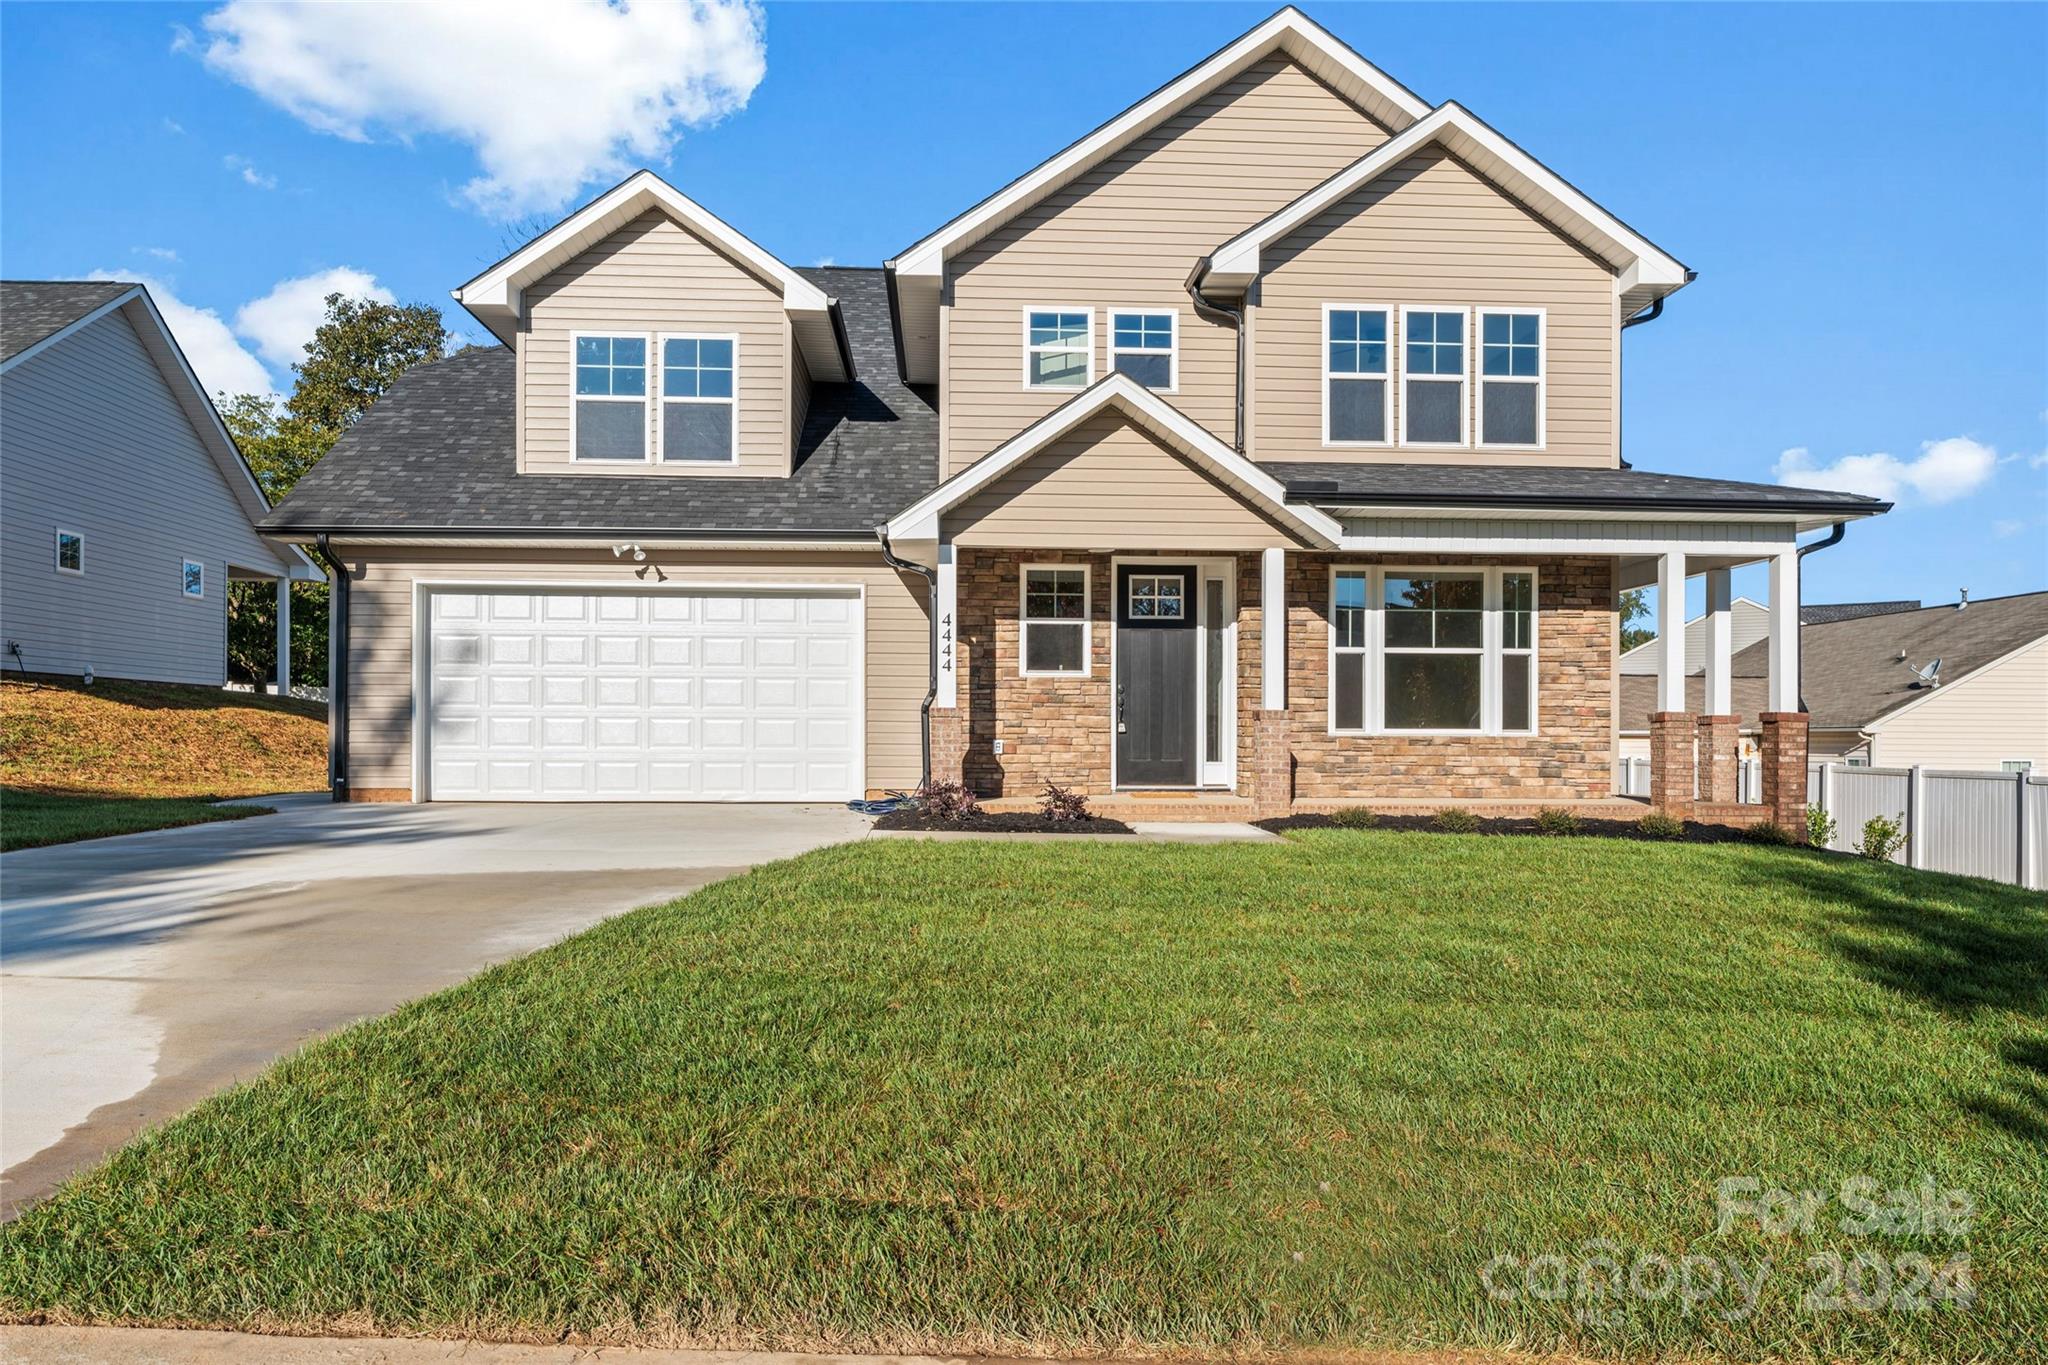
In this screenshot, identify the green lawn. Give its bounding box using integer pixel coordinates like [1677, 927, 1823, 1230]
[0, 787, 270, 852]
[2, 833, 2041, 1361]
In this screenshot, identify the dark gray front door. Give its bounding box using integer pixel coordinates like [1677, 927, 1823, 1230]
[1115, 565, 1199, 787]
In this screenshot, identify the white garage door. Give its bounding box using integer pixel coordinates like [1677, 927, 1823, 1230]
[424, 588, 861, 801]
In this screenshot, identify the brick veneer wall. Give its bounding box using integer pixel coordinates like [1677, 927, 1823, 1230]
[948, 548, 1615, 802]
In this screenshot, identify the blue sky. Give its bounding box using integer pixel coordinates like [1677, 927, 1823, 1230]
[3, 2, 2043, 614]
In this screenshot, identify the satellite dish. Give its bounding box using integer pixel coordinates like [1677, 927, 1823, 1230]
[1905, 657, 1942, 686]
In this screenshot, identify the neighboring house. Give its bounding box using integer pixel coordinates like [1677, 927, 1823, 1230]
[0, 281, 321, 688]
[1618, 597, 1771, 676]
[1620, 592, 2048, 769]
[264, 7, 1887, 810]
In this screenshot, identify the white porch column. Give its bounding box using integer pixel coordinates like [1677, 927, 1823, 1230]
[1655, 549, 1688, 713]
[1702, 566, 1733, 716]
[275, 578, 292, 696]
[1767, 550, 1801, 713]
[934, 542, 957, 709]
[1260, 546, 1286, 710]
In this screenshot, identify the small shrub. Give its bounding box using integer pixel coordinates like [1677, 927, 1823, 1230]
[1858, 813, 1909, 862]
[1327, 807, 1379, 830]
[1637, 811, 1686, 840]
[1534, 806, 1581, 836]
[1806, 804, 1837, 849]
[1038, 782, 1091, 822]
[915, 781, 980, 821]
[1432, 807, 1481, 834]
[1743, 820, 1794, 846]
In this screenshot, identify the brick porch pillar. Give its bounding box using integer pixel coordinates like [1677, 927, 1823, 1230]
[1648, 711, 1695, 818]
[1697, 714, 1740, 805]
[929, 707, 966, 791]
[1252, 710, 1292, 819]
[1758, 711, 1810, 840]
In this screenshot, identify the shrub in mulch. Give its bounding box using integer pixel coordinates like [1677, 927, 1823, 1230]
[874, 781, 1134, 835]
[1258, 809, 1782, 846]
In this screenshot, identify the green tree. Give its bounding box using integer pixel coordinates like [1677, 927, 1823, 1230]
[223, 295, 454, 686]
[1620, 588, 1654, 652]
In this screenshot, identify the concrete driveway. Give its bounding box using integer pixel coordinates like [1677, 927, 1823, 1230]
[0, 796, 871, 1217]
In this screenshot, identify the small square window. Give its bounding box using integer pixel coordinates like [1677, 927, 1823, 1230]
[182, 559, 204, 598]
[1110, 311, 1174, 389]
[1127, 574, 1184, 620]
[55, 529, 83, 574]
[1025, 310, 1091, 388]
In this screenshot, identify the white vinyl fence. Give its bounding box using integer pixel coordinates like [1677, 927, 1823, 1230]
[1810, 764, 2043, 889]
[1615, 756, 1764, 804]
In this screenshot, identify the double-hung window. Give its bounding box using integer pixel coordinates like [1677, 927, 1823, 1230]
[1329, 567, 1538, 735]
[573, 334, 648, 461]
[1109, 311, 1174, 389]
[1024, 309, 1091, 389]
[1020, 565, 1088, 675]
[1479, 310, 1543, 447]
[1401, 307, 1467, 446]
[1325, 306, 1389, 444]
[55, 528, 83, 575]
[659, 335, 737, 463]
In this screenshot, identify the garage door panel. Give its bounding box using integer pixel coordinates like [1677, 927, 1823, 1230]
[427, 588, 860, 802]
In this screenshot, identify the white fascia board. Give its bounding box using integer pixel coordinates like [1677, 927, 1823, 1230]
[1207, 101, 1689, 297]
[889, 8, 1428, 282]
[885, 372, 1341, 547]
[456, 170, 844, 379]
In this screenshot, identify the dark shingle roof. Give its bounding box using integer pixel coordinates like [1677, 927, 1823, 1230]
[1, 280, 135, 362]
[1259, 460, 1891, 517]
[263, 267, 937, 537]
[1801, 599, 1921, 625]
[1621, 591, 2048, 732]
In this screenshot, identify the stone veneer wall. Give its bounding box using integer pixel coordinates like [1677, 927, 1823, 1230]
[949, 548, 1615, 801]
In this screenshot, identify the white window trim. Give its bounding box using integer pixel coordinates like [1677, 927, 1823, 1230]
[1019, 562, 1091, 678]
[568, 329, 652, 465]
[1476, 306, 1547, 451]
[181, 557, 205, 599]
[1321, 302, 1392, 449]
[1020, 305, 1094, 391]
[1397, 305, 1471, 449]
[654, 331, 740, 466]
[55, 527, 84, 576]
[1325, 564, 1539, 737]
[1106, 307, 1177, 394]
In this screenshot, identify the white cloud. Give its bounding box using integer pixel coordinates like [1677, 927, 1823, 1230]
[141, 246, 181, 263]
[161, 117, 186, 135]
[223, 153, 277, 189]
[1774, 437, 1999, 506]
[87, 270, 274, 401]
[186, 0, 767, 219]
[812, 256, 836, 268]
[2030, 451, 2048, 470]
[1993, 519, 2025, 538]
[233, 267, 393, 371]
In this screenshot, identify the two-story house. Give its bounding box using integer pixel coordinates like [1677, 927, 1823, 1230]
[265, 7, 1887, 826]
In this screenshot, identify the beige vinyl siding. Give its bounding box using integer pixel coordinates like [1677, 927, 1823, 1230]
[943, 55, 1389, 475]
[949, 412, 1301, 551]
[518, 211, 789, 477]
[1253, 146, 1619, 466]
[0, 310, 288, 685]
[334, 546, 930, 794]
[1868, 638, 2048, 769]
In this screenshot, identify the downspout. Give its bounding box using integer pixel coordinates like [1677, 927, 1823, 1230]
[1185, 256, 1246, 453]
[310, 534, 350, 802]
[876, 526, 937, 791]
[1793, 521, 1848, 714]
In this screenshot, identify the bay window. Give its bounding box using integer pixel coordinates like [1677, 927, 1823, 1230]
[1328, 566, 1538, 735]
[1479, 309, 1543, 447]
[1020, 565, 1089, 675]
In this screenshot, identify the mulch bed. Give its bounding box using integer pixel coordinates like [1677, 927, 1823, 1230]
[1258, 811, 1777, 845]
[874, 808, 1136, 835]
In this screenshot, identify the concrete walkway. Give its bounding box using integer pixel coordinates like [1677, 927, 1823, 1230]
[0, 800, 870, 1216]
[0, 1325, 1542, 1364]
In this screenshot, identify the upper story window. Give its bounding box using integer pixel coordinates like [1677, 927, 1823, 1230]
[659, 335, 737, 463]
[1024, 309, 1092, 389]
[1401, 308, 1467, 446]
[1329, 566, 1537, 736]
[1479, 310, 1544, 448]
[1020, 565, 1089, 675]
[181, 558, 205, 599]
[55, 528, 83, 575]
[1325, 306, 1389, 445]
[572, 333, 648, 461]
[1109, 311, 1175, 390]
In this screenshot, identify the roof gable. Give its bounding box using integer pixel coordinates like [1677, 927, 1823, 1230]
[456, 170, 850, 382]
[1205, 102, 1689, 311]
